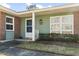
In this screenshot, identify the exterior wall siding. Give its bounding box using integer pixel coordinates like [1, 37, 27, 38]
[0, 12, 5, 40]
[35, 16, 50, 34]
[74, 11, 79, 35]
[36, 13, 72, 34]
[21, 18, 26, 38]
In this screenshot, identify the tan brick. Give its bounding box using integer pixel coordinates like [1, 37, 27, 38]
[0, 12, 5, 40]
[14, 17, 21, 39]
[74, 11, 79, 35]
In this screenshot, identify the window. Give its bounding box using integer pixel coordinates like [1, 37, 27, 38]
[62, 24, 72, 30]
[6, 17, 13, 23]
[6, 24, 13, 30]
[5, 16, 14, 31]
[62, 15, 72, 24]
[51, 24, 60, 31]
[27, 20, 32, 26]
[51, 16, 60, 23]
[50, 16, 61, 33]
[50, 15, 73, 34]
[27, 27, 32, 32]
[62, 31, 72, 34]
[26, 20, 32, 32]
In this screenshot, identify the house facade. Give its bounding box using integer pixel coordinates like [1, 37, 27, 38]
[0, 4, 79, 42]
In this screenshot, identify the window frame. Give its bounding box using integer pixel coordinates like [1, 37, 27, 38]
[50, 15, 74, 34]
[5, 16, 14, 31]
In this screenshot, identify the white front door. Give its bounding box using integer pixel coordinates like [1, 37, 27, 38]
[25, 18, 32, 38]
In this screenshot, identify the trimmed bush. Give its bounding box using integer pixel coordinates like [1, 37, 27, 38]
[38, 33, 79, 42]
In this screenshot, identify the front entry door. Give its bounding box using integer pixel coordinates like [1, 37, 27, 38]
[25, 19, 32, 38]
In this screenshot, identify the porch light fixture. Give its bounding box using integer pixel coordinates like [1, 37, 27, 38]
[39, 19, 43, 24]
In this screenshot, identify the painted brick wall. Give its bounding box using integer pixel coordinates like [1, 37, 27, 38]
[0, 12, 5, 40]
[14, 17, 21, 39]
[74, 11, 79, 35]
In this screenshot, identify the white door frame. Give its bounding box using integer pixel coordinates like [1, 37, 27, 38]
[25, 18, 32, 38]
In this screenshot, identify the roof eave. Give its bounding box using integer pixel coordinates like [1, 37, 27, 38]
[0, 4, 79, 17]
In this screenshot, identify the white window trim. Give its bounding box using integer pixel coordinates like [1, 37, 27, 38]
[5, 16, 14, 31]
[50, 14, 74, 34]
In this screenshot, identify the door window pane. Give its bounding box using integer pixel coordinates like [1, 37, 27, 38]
[26, 20, 32, 32]
[27, 20, 32, 26]
[27, 27, 32, 32]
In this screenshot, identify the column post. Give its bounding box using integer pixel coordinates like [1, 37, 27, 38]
[32, 12, 35, 41]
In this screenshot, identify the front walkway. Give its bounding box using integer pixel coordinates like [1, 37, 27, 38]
[16, 41, 79, 56]
[0, 41, 62, 56]
[0, 47, 61, 56]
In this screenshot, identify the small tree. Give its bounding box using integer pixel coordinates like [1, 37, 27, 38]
[27, 4, 38, 11]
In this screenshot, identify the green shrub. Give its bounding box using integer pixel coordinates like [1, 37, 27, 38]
[39, 33, 79, 42]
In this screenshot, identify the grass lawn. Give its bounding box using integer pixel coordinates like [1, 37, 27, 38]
[16, 41, 79, 56]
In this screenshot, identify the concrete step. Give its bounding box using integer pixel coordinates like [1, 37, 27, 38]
[15, 39, 32, 41]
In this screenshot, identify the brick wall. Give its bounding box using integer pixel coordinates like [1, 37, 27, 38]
[74, 11, 79, 35]
[0, 12, 5, 40]
[14, 17, 21, 39]
[0, 11, 21, 40]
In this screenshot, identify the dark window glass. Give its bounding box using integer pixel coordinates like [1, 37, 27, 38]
[6, 24, 13, 30]
[27, 27, 32, 32]
[6, 17, 13, 23]
[27, 20, 32, 26]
